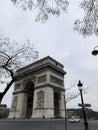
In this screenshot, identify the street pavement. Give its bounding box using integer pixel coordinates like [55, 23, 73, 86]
[0, 119, 98, 130]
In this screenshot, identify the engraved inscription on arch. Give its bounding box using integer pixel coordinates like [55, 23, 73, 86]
[37, 74, 47, 84]
[36, 90, 45, 108]
[50, 75, 63, 86]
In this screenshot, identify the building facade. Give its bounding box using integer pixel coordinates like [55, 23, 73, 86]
[9, 56, 66, 119]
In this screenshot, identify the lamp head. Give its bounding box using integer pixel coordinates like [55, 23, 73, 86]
[91, 50, 98, 56]
[77, 80, 83, 90]
[91, 46, 98, 56]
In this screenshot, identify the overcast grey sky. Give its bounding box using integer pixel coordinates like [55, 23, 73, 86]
[0, 0, 98, 111]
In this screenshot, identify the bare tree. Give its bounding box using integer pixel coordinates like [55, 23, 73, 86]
[74, 0, 98, 37]
[11, 0, 69, 22]
[65, 82, 88, 103]
[0, 34, 38, 103]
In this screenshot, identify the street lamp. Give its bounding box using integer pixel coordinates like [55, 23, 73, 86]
[77, 80, 89, 130]
[91, 46, 98, 56]
[64, 90, 67, 130]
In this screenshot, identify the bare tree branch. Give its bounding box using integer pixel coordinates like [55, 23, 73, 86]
[65, 82, 89, 103]
[0, 35, 38, 103]
[11, 0, 69, 23]
[74, 0, 98, 37]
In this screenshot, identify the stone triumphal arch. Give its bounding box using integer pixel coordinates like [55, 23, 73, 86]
[9, 56, 66, 119]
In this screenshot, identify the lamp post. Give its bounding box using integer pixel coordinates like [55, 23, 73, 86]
[91, 46, 98, 56]
[77, 80, 89, 130]
[64, 90, 67, 130]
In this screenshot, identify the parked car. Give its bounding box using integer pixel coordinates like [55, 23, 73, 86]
[69, 116, 80, 123]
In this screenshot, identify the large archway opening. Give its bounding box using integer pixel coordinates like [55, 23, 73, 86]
[54, 92, 60, 118]
[24, 81, 34, 118]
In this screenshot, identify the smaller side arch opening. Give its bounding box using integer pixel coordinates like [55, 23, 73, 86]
[54, 91, 60, 118]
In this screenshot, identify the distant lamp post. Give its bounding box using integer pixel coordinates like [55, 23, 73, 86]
[77, 80, 89, 130]
[64, 90, 67, 130]
[91, 46, 98, 56]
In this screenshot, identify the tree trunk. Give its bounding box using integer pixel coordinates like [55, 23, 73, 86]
[0, 78, 16, 104]
[0, 93, 4, 104]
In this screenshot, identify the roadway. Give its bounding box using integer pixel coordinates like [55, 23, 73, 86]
[0, 119, 98, 130]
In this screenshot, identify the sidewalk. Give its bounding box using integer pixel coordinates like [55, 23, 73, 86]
[0, 118, 65, 121]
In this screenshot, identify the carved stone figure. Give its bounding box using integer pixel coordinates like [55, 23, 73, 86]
[12, 96, 18, 111]
[36, 90, 45, 108]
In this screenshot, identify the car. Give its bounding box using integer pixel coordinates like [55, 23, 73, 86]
[69, 116, 80, 123]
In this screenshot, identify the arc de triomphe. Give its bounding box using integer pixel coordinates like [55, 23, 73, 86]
[9, 56, 66, 119]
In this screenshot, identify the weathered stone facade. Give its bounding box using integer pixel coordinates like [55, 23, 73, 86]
[8, 56, 66, 119]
